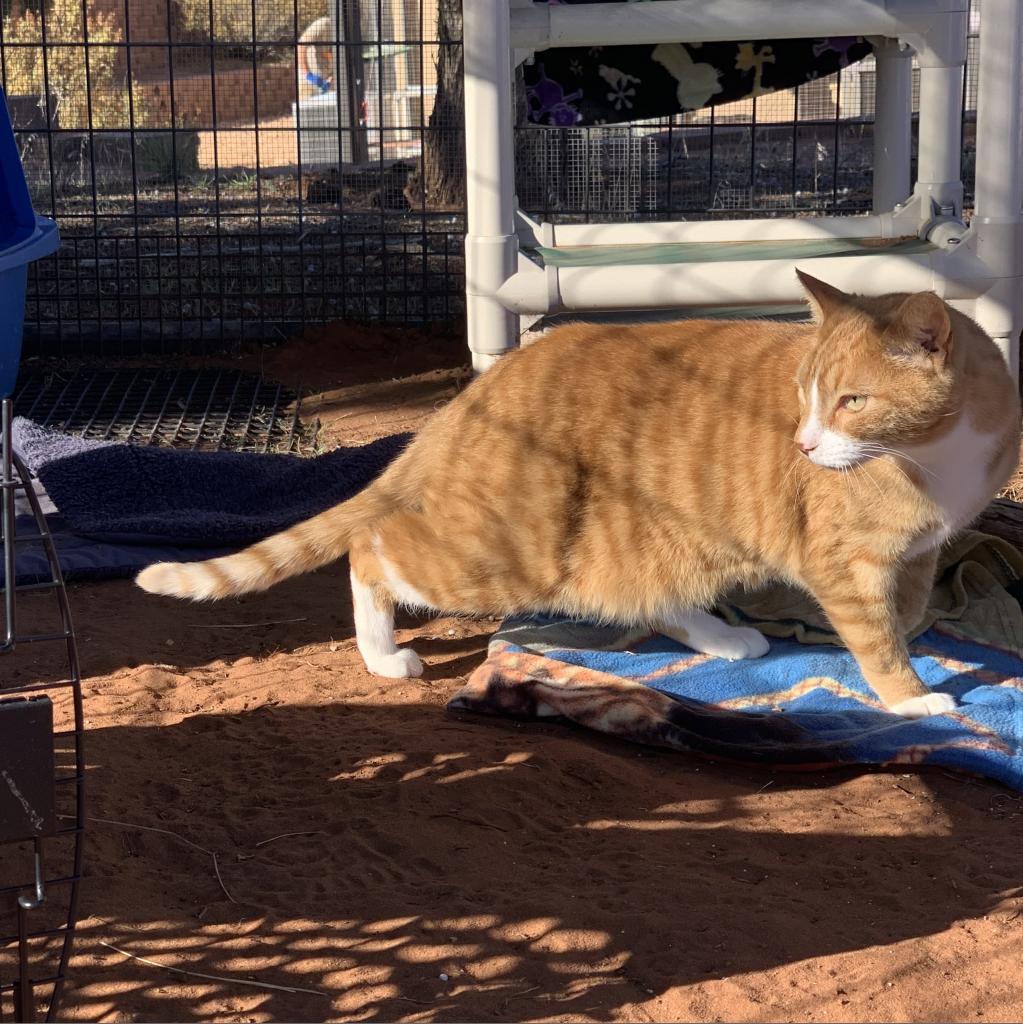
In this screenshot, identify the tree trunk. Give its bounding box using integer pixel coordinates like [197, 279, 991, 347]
[405, 0, 465, 210]
[977, 498, 1023, 550]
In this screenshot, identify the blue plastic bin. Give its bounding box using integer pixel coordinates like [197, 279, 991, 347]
[0, 86, 60, 398]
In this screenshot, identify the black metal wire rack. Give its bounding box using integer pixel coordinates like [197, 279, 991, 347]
[13, 366, 319, 454]
[0, 396, 84, 1023]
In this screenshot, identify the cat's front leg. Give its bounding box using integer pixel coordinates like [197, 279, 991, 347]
[896, 548, 939, 637]
[806, 562, 954, 718]
[654, 609, 770, 661]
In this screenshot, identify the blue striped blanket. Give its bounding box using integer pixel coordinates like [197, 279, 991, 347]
[451, 533, 1023, 790]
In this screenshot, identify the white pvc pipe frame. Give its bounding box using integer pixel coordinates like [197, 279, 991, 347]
[509, 0, 967, 51]
[463, 0, 1023, 377]
[872, 38, 913, 215]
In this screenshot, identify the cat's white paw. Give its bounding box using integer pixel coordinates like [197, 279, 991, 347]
[890, 692, 956, 718]
[365, 648, 424, 679]
[702, 626, 771, 661]
[661, 612, 770, 661]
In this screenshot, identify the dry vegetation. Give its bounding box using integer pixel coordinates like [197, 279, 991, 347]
[174, 0, 323, 48]
[1, 0, 325, 133]
[2, 0, 130, 129]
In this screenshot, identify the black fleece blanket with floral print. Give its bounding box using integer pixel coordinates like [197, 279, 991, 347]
[521, 1, 872, 127]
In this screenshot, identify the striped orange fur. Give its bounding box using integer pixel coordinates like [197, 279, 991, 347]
[136, 273, 1020, 716]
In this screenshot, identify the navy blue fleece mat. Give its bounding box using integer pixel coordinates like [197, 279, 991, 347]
[6, 418, 410, 584]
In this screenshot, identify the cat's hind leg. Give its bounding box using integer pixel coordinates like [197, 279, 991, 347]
[349, 557, 424, 679]
[655, 609, 770, 660]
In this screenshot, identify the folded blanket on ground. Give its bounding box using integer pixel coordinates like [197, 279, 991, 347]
[5, 514, 240, 586]
[452, 533, 1023, 790]
[13, 417, 411, 545]
[6, 418, 410, 584]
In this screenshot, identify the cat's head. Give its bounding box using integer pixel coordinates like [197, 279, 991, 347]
[792, 270, 957, 469]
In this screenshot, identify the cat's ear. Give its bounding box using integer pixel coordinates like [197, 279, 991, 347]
[795, 269, 850, 324]
[884, 292, 953, 367]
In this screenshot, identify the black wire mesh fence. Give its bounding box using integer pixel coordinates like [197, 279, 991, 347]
[5, 0, 466, 358]
[1, 0, 981, 359]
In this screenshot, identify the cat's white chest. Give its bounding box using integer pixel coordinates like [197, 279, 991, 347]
[902, 416, 998, 558]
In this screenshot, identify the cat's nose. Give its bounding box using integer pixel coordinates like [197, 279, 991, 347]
[798, 440, 817, 455]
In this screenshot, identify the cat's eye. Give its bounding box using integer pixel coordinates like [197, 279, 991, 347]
[840, 394, 867, 412]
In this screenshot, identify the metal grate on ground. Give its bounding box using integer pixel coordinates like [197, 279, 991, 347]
[12, 368, 319, 455]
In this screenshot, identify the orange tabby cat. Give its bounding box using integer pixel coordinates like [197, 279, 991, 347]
[137, 272, 1021, 717]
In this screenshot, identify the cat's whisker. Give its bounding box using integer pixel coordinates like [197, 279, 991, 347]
[840, 465, 861, 499]
[779, 455, 802, 493]
[859, 463, 887, 502]
[861, 451, 921, 489]
[780, 452, 812, 499]
[861, 444, 938, 481]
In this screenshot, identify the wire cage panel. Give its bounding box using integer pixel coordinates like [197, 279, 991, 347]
[3, 0, 466, 357]
[516, 126, 659, 216]
[0, 0, 982, 355]
[0, 398, 84, 1024]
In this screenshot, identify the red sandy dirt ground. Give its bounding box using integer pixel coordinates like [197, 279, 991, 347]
[9, 322, 1023, 1023]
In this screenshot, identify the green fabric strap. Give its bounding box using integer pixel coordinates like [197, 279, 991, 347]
[535, 235, 935, 268]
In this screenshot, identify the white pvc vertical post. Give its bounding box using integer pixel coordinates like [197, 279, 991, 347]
[331, 0, 355, 164]
[872, 40, 913, 214]
[972, 0, 1023, 378]
[915, 59, 965, 220]
[464, 0, 520, 372]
